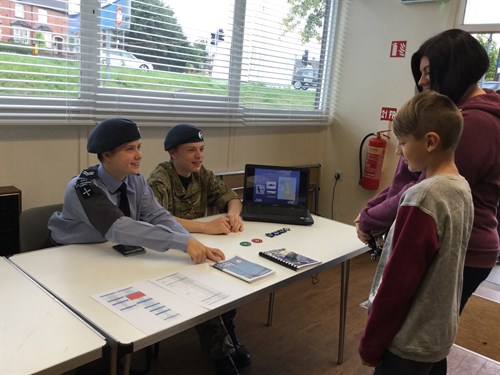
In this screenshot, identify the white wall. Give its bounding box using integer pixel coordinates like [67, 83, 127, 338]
[318, 0, 459, 223]
[0, 124, 323, 210]
[0, 0, 459, 225]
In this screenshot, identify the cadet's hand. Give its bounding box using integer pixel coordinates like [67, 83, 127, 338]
[202, 216, 232, 235]
[354, 214, 370, 245]
[227, 212, 244, 232]
[186, 238, 225, 264]
[207, 247, 225, 262]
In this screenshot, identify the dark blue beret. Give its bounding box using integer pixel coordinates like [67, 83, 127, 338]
[164, 124, 204, 151]
[87, 118, 141, 153]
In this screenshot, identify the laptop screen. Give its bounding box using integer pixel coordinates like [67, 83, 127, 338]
[243, 164, 310, 208]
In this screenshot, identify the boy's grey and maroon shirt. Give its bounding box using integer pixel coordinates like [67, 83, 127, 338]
[359, 174, 473, 365]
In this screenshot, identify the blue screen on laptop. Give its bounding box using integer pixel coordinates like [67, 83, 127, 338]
[253, 168, 300, 205]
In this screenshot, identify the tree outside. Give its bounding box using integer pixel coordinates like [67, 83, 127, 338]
[283, 0, 325, 44]
[476, 34, 499, 81]
[124, 0, 207, 72]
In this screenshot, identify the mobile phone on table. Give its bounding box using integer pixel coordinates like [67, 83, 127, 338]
[113, 244, 146, 256]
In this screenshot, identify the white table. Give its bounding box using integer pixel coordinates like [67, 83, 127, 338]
[194, 215, 367, 364]
[9, 215, 365, 374]
[1, 257, 106, 375]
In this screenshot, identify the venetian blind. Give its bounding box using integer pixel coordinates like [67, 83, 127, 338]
[0, 0, 336, 127]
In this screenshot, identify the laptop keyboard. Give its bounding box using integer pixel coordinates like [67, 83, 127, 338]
[245, 206, 307, 216]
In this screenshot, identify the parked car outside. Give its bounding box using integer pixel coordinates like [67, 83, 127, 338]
[482, 81, 500, 90]
[100, 49, 154, 70]
[291, 67, 318, 90]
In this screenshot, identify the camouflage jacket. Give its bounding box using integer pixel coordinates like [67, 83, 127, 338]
[148, 161, 239, 219]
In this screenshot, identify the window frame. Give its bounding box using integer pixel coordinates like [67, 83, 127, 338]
[15, 3, 24, 19]
[1, 0, 337, 127]
[455, 0, 500, 33]
[13, 27, 30, 44]
[38, 9, 48, 25]
[454, 0, 500, 84]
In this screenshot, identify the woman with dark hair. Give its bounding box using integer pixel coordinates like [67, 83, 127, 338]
[410, 28, 490, 104]
[356, 29, 500, 374]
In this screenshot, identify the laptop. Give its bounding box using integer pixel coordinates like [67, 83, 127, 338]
[241, 164, 314, 226]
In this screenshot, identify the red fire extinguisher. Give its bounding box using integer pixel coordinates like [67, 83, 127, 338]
[359, 130, 390, 190]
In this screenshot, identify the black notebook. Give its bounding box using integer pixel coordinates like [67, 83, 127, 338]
[259, 248, 321, 271]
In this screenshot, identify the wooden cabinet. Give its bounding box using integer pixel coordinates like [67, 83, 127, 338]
[0, 186, 21, 256]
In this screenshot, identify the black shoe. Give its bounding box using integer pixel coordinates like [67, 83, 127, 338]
[214, 356, 239, 375]
[221, 310, 251, 369]
[232, 344, 251, 369]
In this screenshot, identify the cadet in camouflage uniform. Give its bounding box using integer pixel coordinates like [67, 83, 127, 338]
[149, 162, 243, 232]
[149, 126, 243, 234]
[148, 124, 249, 375]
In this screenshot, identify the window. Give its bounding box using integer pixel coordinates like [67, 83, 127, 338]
[456, 0, 500, 84]
[38, 9, 48, 25]
[43, 32, 53, 49]
[461, 0, 500, 25]
[13, 27, 29, 44]
[15, 3, 24, 19]
[0, 0, 337, 126]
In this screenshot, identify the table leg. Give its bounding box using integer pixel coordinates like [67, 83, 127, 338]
[106, 345, 117, 375]
[267, 291, 275, 327]
[338, 259, 351, 364]
[121, 353, 132, 375]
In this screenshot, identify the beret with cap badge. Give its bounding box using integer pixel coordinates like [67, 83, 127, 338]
[87, 118, 141, 153]
[164, 123, 204, 151]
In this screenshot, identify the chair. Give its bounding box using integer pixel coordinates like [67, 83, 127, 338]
[19, 203, 63, 252]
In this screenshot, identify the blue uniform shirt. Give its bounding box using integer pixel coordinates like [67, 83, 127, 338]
[48, 164, 191, 252]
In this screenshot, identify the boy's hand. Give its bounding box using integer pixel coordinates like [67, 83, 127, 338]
[186, 238, 225, 264]
[202, 216, 232, 234]
[227, 212, 244, 232]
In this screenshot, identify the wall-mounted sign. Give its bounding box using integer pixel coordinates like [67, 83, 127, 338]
[116, 6, 123, 27]
[380, 107, 397, 121]
[390, 41, 407, 58]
